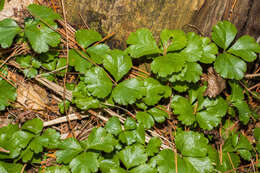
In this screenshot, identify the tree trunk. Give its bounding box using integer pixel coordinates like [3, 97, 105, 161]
[65, 0, 260, 49]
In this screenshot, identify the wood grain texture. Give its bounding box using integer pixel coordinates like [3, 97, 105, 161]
[65, 0, 259, 48]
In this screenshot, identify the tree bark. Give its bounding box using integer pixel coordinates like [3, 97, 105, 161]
[65, 0, 259, 49]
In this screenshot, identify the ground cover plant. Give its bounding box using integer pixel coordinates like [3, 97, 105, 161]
[0, 3, 259, 173]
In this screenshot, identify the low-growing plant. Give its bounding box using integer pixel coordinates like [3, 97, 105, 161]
[0, 4, 259, 173]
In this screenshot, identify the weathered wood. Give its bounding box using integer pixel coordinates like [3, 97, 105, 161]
[65, 0, 259, 48]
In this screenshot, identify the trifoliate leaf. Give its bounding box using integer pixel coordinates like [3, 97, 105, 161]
[0, 162, 23, 173]
[146, 137, 161, 156]
[39, 51, 58, 62]
[99, 157, 121, 173]
[212, 20, 237, 49]
[68, 49, 92, 73]
[42, 59, 57, 71]
[136, 112, 154, 129]
[103, 49, 132, 81]
[124, 117, 137, 130]
[143, 78, 171, 105]
[27, 4, 61, 24]
[180, 32, 202, 62]
[214, 53, 246, 80]
[85, 127, 117, 153]
[151, 53, 186, 77]
[21, 148, 33, 162]
[56, 138, 83, 164]
[148, 107, 168, 123]
[75, 29, 102, 48]
[172, 81, 190, 92]
[87, 44, 110, 64]
[175, 131, 208, 157]
[126, 28, 160, 58]
[181, 62, 202, 83]
[118, 144, 148, 169]
[160, 29, 187, 52]
[69, 152, 99, 173]
[229, 80, 244, 102]
[200, 37, 218, 64]
[216, 152, 240, 172]
[196, 97, 228, 130]
[228, 35, 260, 62]
[112, 78, 145, 105]
[105, 117, 122, 136]
[0, 18, 21, 48]
[73, 96, 100, 110]
[171, 96, 195, 126]
[184, 157, 213, 173]
[236, 135, 252, 150]
[21, 118, 43, 135]
[232, 100, 251, 125]
[44, 165, 70, 173]
[25, 19, 60, 53]
[84, 66, 113, 98]
[129, 164, 157, 173]
[0, 80, 16, 111]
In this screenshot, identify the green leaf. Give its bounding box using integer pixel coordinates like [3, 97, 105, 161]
[184, 157, 213, 173]
[21, 118, 43, 134]
[75, 29, 102, 48]
[58, 100, 70, 114]
[56, 138, 83, 164]
[146, 137, 161, 156]
[212, 20, 237, 49]
[42, 59, 57, 71]
[136, 112, 154, 129]
[160, 29, 187, 52]
[124, 117, 137, 130]
[171, 96, 195, 126]
[148, 107, 168, 123]
[44, 165, 70, 173]
[85, 127, 117, 153]
[99, 157, 121, 173]
[254, 128, 260, 142]
[196, 97, 228, 130]
[68, 49, 92, 73]
[72, 82, 100, 110]
[135, 123, 145, 144]
[228, 35, 260, 62]
[25, 19, 60, 53]
[155, 149, 193, 173]
[229, 80, 244, 102]
[172, 81, 190, 92]
[151, 53, 186, 77]
[126, 28, 160, 58]
[175, 131, 208, 157]
[214, 53, 246, 80]
[105, 117, 122, 136]
[180, 32, 202, 62]
[236, 135, 252, 150]
[0, 0, 4, 11]
[84, 66, 113, 98]
[87, 44, 110, 64]
[181, 62, 202, 83]
[119, 130, 137, 146]
[238, 149, 252, 161]
[216, 152, 240, 172]
[103, 49, 132, 81]
[0, 162, 23, 173]
[69, 152, 99, 173]
[23, 67, 38, 78]
[232, 100, 251, 124]
[112, 78, 145, 105]
[21, 147, 33, 162]
[0, 80, 16, 111]
[16, 55, 32, 68]
[27, 4, 61, 23]
[118, 144, 148, 169]
[143, 78, 171, 105]
[0, 18, 21, 48]
[56, 58, 66, 76]
[130, 164, 157, 173]
[200, 37, 218, 64]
